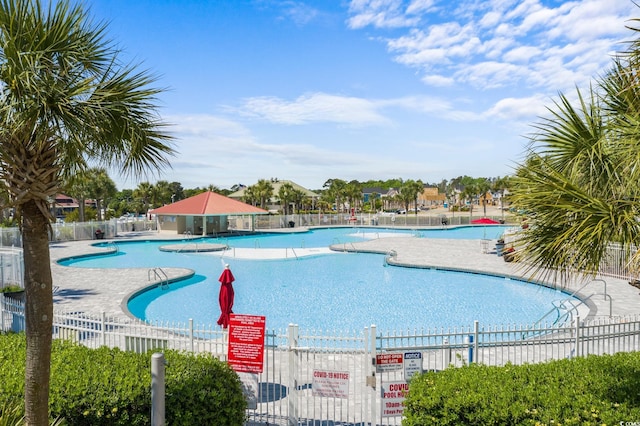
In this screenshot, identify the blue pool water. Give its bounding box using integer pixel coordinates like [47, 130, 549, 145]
[217, 225, 510, 248]
[58, 226, 574, 331]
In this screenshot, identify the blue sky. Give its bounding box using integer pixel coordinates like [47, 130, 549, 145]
[87, 0, 637, 191]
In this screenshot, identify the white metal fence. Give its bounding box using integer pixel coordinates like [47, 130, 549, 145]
[2, 298, 640, 426]
[2, 218, 640, 424]
[254, 212, 511, 230]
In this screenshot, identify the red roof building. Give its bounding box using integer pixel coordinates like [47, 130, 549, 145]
[151, 191, 268, 235]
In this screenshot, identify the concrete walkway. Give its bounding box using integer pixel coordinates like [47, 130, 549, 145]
[49, 229, 640, 322]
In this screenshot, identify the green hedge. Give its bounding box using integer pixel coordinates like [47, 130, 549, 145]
[0, 333, 246, 425]
[404, 352, 640, 425]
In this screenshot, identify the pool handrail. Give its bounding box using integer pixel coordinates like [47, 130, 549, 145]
[148, 268, 169, 290]
[523, 278, 610, 339]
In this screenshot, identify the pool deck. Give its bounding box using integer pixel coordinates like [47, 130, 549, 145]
[48, 228, 640, 322]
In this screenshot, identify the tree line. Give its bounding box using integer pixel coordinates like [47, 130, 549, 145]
[14, 172, 514, 224]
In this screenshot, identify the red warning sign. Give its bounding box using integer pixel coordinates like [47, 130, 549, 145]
[376, 353, 403, 372]
[228, 314, 266, 373]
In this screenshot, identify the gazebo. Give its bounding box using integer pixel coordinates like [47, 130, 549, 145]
[150, 191, 268, 236]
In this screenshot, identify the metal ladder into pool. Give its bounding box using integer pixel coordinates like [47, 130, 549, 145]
[522, 278, 611, 339]
[148, 268, 169, 290]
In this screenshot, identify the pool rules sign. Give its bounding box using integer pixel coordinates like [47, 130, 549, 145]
[228, 314, 266, 373]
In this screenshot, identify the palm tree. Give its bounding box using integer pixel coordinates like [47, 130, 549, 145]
[0, 1, 174, 423]
[459, 181, 478, 217]
[242, 186, 258, 206]
[86, 168, 117, 220]
[510, 35, 640, 283]
[322, 178, 347, 212]
[133, 182, 154, 215]
[153, 180, 173, 207]
[475, 178, 492, 217]
[344, 180, 362, 213]
[291, 188, 306, 213]
[278, 182, 295, 215]
[400, 179, 424, 214]
[255, 179, 274, 210]
[492, 175, 512, 219]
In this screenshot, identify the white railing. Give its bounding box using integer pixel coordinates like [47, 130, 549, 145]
[254, 212, 511, 230]
[2, 298, 640, 426]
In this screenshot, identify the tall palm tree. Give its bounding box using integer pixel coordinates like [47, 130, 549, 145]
[255, 179, 274, 210]
[322, 178, 347, 212]
[153, 180, 173, 207]
[133, 182, 154, 215]
[344, 180, 362, 213]
[278, 182, 295, 215]
[0, 1, 174, 423]
[510, 62, 639, 282]
[475, 178, 491, 217]
[400, 179, 424, 214]
[492, 175, 512, 219]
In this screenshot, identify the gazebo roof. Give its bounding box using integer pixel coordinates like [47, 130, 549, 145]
[151, 191, 268, 216]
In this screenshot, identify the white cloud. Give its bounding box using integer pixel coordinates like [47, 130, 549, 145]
[347, 0, 420, 29]
[484, 95, 548, 120]
[350, 0, 636, 94]
[502, 45, 542, 63]
[406, 0, 436, 15]
[421, 74, 454, 86]
[478, 10, 502, 28]
[236, 93, 391, 126]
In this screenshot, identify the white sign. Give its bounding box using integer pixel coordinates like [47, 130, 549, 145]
[312, 370, 350, 399]
[381, 381, 410, 418]
[404, 351, 423, 381]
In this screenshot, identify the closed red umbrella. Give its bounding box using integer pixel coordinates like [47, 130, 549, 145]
[217, 264, 235, 329]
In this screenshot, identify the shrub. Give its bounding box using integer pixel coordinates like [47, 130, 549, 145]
[0, 285, 22, 293]
[404, 352, 640, 425]
[0, 334, 246, 426]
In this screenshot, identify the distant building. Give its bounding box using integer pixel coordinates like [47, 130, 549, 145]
[52, 194, 98, 219]
[418, 187, 446, 207]
[53, 194, 78, 219]
[228, 179, 320, 213]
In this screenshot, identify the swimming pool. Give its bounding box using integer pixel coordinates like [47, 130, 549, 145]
[58, 226, 576, 331]
[217, 225, 510, 248]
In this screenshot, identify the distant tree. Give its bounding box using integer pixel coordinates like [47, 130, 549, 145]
[492, 175, 512, 219]
[64, 173, 91, 222]
[291, 188, 306, 213]
[278, 182, 296, 215]
[242, 186, 258, 206]
[399, 180, 424, 214]
[344, 180, 362, 212]
[86, 168, 117, 220]
[133, 182, 153, 214]
[169, 181, 185, 202]
[255, 179, 274, 210]
[153, 180, 173, 207]
[322, 179, 347, 212]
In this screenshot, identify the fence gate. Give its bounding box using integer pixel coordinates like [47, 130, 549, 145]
[245, 325, 383, 426]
